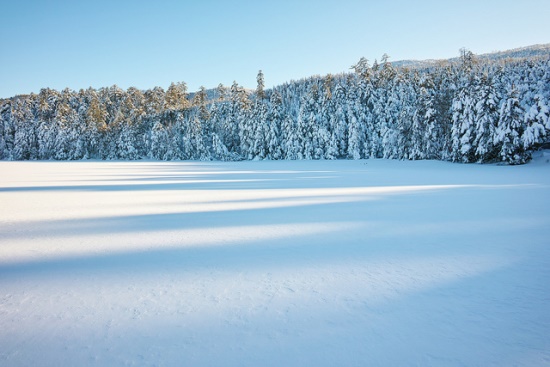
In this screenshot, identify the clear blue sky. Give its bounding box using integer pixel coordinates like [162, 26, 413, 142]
[1, 0, 549, 98]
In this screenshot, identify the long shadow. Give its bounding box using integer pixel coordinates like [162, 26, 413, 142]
[1, 161, 548, 366]
[2, 161, 546, 282]
[0, 184, 476, 277]
[0, 215, 509, 281]
[4, 159, 535, 193]
[1, 160, 346, 192]
[1, 189, 541, 281]
[0, 174, 340, 192]
[0, 224, 350, 279]
[0, 185, 465, 241]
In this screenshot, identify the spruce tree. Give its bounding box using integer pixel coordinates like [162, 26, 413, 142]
[256, 70, 265, 100]
[495, 85, 528, 164]
[522, 94, 549, 151]
[266, 90, 284, 160]
[473, 74, 500, 162]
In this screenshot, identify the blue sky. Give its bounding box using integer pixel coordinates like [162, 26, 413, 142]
[1, 0, 549, 98]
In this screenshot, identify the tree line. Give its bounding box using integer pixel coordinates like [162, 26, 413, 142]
[1, 49, 549, 164]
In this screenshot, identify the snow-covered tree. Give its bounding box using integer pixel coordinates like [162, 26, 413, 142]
[495, 86, 528, 164]
[522, 94, 549, 150]
[165, 82, 189, 111]
[473, 74, 500, 162]
[150, 121, 169, 159]
[451, 78, 477, 162]
[2, 48, 548, 164]
[265, 90, 284, 160]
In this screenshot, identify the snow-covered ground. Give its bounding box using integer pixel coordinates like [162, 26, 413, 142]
[1, 154, 550, 366]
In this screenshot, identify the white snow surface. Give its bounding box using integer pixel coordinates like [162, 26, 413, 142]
[1, 155, 550, 366]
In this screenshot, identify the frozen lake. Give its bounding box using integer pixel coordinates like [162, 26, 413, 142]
[1, 156, 549, 366]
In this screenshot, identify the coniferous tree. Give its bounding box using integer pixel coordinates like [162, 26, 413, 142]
[53, 89, 79, 160]
[473, 73, 500, 162]
[522, 94, 549, 150]
[165, 82, 189, 111]
[451, 76, 477, 162]
[346, 90, 364, 160]
[191, 86, 211, 155]
[395, 77, 417, 159]
[13, 97, 37, 160]
[256, 70, 265, 100]
[416, 76, 440, 159]
[265, 90, 284, 160]
[249, 73, 269, 160]
[150, 121, 168, 159]
[84, 88, 108, 158]
[0, 100, 15, 160]
[144, 87, 165, 115]
[250, 98, 268, 160]
[495, 85, 527, 164]
[381, 84, 400, 159]
[228, 81, 248, 155]
[322, 75, 340, 160]
[211, 132, 231, 160]
[282, 109, 299, 160]
[332, 82, 348, 158]
[2, 48, 549, 164]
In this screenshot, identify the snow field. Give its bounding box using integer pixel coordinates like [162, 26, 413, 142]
[1, 157, 549, 366]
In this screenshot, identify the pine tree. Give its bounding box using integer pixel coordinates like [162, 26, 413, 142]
[297, 84, 321, 160]
[35, 89, 58, 160]
[216, 83, 228, 102]
[265, 90, 284, 160]
[352, 57, 371, 80]
[522, 94, 549, 150]
[416, 76, 440, 159]
[229, 81, 249, 157]
[459, 48, 477, 74]
[144, 87, 166, 115]
[495, 85, 527, 164]
[256, 70, 265, 100]
[53, 89, 80, 160]
[163, 116, 184, 161]
[191, 86, 211, 155]
[345, 86, 366, 160]
[282, 111, 299, 160]
[84, 88, 108, 158]
[248, 73, 269, 160]
[451, 79, 477, 162]
[473, 74, 500, 162]
[150, 121, 168, 159]
[13, 97, 38, 160]
[332, 83, 348, 158]
[381, 85, 400, 159]
[211, 132, 231, 160]
[165, 82, 189, 111]
[250, 98, 267, 160]
[395, 77, 417, 159]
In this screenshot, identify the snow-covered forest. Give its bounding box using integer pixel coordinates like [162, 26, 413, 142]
[1, 49, 549, 164]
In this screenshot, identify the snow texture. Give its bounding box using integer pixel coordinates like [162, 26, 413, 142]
[1, 156, 550, 366]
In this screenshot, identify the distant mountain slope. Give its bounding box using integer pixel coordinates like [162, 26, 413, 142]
[191, 44, 550, 97]
[392, 43, 550, 69]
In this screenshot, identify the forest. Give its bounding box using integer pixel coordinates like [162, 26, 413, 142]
[1, 49, 549, 164]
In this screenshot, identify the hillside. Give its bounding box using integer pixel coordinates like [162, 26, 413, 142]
[392, 43, 550, 69]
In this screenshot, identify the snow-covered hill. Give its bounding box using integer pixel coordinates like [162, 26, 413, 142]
[1, 157, 549, 366]
[392, 43, 550, 68]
